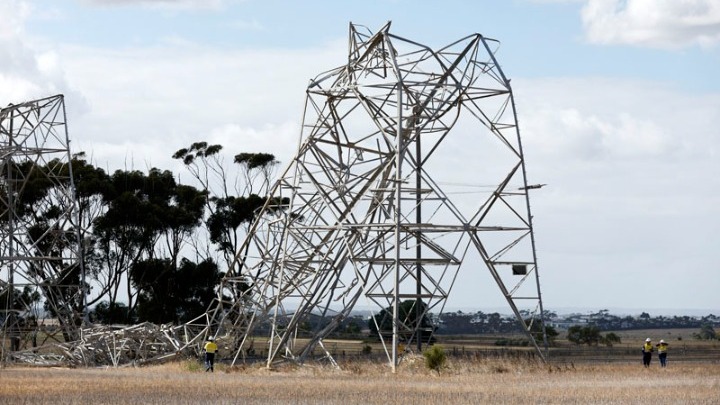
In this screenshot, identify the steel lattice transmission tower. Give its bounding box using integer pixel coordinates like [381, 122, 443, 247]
[1, 95, 85, 360]
[198, 22, 547, 369]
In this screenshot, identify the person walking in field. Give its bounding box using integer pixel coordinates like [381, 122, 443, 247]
[642, 338, 653, 367]
[656, 339, 669, 368]
[204, 336, 218, 372]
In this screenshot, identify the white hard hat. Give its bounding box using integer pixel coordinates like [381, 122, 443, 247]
[645, 338, 651, 342]
[207, 336, 214, 341]
[660, 339, 665, 344]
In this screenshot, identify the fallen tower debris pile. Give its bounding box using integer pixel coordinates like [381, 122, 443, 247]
[10, 322, 204, 367]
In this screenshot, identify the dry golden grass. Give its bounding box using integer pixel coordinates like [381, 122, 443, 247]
[1, 357, 719, 404]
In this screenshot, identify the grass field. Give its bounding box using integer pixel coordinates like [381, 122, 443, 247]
[277, 329, 720, 365]
[2, 329, 718, 404]
[1, 356, 719, 404]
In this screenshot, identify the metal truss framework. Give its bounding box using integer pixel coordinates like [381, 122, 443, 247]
[1, 95, 85, 361]
[197, 22, 548, 370]
[3, 23, 547, 369]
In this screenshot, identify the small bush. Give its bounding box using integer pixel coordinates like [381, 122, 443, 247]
[423, 344, 447, 374]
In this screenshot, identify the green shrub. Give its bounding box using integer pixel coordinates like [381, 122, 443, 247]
[423, 344, 446, 374]
[602, 332, 621, 347]
[694, 324, 717, 340]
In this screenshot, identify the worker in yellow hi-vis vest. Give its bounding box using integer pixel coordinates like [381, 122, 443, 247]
[642, 338, 653, 368]
[204, 336, 218, 372]
[656, 339, 669, 368]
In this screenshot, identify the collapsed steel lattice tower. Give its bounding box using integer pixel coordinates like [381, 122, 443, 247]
[1, 95, 84, 361]
[203, 22, 547, 369]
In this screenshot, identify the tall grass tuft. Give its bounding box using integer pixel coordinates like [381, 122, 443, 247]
[181, 359, 203, 372]
[422, 344, 447, 374]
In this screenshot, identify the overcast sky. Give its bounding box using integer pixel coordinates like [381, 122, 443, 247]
[2, 0, 719, 315]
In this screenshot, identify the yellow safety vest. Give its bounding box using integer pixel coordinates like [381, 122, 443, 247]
[204, 341, 218, 354]
[657, 343, 668, 353]
[643, 343, 653, 352]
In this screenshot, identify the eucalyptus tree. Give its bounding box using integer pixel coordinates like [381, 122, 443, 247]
[62, 154, 114, 309]
[130, 257, 222, 324]
[172, 142, 279, 270]
[91, 167, 206, 321]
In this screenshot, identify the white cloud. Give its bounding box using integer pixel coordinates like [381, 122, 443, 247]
[523, 106, 675, 160]
[58, 40, 345, 171]
[206, 122, 299, 165]
[516, 77, 717, 161]
[511, 77, 720, 310]
[0, 0, 86, 108]
[581, 0, 720, 48]
[0, 0, 31, 40]
[516, 77, 720, 224]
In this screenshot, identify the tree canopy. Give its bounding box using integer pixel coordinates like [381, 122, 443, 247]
[2, 144, 281, 330]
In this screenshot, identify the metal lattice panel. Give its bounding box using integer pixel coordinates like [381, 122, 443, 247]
[1, 95, 84, 360]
